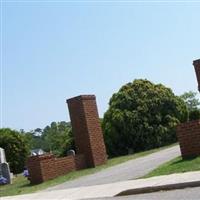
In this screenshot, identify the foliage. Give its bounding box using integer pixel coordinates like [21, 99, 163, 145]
[180, 91, 200, 121]
[180, 91, 200, 112]
[21, 129, 44, 150]
[189, 109, 200, 121]
[23, 121, 74, 157]
[102, 79, 188, 157]
[0, 128, 30, 174]
[41, 121, 74, 156]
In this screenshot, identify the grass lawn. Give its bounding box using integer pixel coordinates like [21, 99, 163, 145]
[143, 156, 200, 178]
[0, 143, 176, 197]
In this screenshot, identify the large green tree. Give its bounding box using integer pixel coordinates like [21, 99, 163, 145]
[0, 128, 30, 174]
[102, 79, 188, 157]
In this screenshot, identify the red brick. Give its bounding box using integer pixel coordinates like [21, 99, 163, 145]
[176, 120, 200, 159]
[27, 95, 107, 184]
[67, 95, 107, 167]
[27, 154, 80, 184]
[193, 59, 200, 91]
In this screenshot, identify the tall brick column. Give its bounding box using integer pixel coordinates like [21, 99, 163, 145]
[177, 120, 200, 159]
[177, 59, 200, 159]
[193, 59, 200, 92]
[67, 95, 107, 167]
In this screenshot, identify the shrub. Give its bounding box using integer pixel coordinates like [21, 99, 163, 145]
[102, 79, 188, 157]
[0, 128, 30, 174]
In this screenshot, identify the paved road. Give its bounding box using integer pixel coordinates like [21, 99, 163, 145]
[46, 145, 180, 191]
[92, 187, 200, 200]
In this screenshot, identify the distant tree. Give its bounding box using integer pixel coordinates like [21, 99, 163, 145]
[21, 121, 73, 156]
[0, 128, 30, 174]
[33, 128, 43, 136]
[180, 91, 200, 111]
[24, 131, 44, 150]
[102, 79, 188, 157]
[42, 121, 73, 156]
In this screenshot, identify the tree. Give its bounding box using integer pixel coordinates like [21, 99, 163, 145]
[23, 130, 44, 150]
[21, 121, 73, 156]
[42, 121, 73, 156]
[0, 128, 30, 174]
[180, 91, 200, 112]
[102, 79, 188, 157]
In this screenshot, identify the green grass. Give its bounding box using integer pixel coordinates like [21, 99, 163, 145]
[143, 156, 200, 178]
[0, 143, 176, 197]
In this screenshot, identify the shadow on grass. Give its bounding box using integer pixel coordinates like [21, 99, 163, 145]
[170, 156, 199, 165]
[18, 181, 40, 189]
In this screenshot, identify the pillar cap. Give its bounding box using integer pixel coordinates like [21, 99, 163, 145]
[193, 59, 200, 66]
[66, 95, 96, 103]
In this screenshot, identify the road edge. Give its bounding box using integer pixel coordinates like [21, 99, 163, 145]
[116, 181, 200, 196]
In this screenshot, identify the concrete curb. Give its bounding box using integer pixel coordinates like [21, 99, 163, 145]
[116, 180, 200, 196]
[2, 171, 200, 200]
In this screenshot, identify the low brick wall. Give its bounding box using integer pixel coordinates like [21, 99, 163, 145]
[177, 120, 200, 159]
[54, 156, 76, 177]
[27, 154, 51, 184]
[27, 154, 86, 184]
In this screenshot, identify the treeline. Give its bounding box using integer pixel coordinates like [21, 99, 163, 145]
[22, 121, 74, 156]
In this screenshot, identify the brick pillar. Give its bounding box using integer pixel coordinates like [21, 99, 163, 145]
[176, 60, 200, 159]
[67, 95, 107, 167]
[177, 120, 200, 159]
[193, 59, 200, 92]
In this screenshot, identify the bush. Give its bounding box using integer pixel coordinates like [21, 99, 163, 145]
[189, 109, 200, 121]
[0, 128, 30, 174]
[102, 79, 188, 157]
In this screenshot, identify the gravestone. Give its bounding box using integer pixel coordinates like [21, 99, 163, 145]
[0, 147, 12, 184]
[0, 163, 11, 184]
[67, 149, 75, 156]
[0, 147, 6, 163]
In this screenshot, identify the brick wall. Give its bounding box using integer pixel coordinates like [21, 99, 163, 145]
[67, 95, 107, 167]
[54, 156, 76, 177]
[39, 154, 57, 182]
[75, 154, 87, 170]
[27, 154, 86, 184]
[193, 59, 200, 91]
[27, 94, 107, 184]
[27, 154, 52, 184]
[177, 120, 200, 159]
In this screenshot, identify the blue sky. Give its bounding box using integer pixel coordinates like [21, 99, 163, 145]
[1, 1, 200, 131]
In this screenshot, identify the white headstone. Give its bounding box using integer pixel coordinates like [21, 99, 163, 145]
[1, 163, 12, 184]
[67, 149, 75, 156]
[0, 147, 12, 184]
[0, 148, 6, 163]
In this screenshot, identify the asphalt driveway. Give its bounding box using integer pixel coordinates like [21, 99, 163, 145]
[46, 145, 180, 191]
